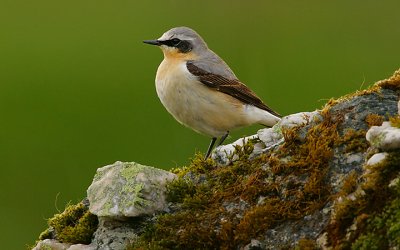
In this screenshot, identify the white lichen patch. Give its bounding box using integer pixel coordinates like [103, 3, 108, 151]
[398, 100, 400, 115]
[212, 135, 260, 165]
[87, 161, 176, 218]
[257, 125, 282, 148]
[33, 239, 71, 250]
[279, 111, 322, 130]
[33, 239, 96, 250]
[275, 111, 322, 142]
[366, 121, 400, 150]
[366, 153, 388, 166]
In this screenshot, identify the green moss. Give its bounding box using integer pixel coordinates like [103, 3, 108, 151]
[38, 228, 52, 241]
[38, 201, 98, 244]
[322, 69, 400, 114]
[376, 68, 400, 91]
[351, 178, 400, 249]
[295, 238, 318, 250]
[338, 129, 369, 153]
[327, 153, 400, 248]
[365, 114, 384, 127]
[389, 115, 400, 128]
[166, 177, 196, 203]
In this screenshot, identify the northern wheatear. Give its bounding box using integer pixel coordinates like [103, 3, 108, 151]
[144, 27, 281, 159]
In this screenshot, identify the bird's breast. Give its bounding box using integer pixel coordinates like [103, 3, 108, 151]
[155, 59, 200, 124]
[154, 59, 252, 137]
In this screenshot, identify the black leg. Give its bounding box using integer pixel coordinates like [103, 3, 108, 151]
[217, 131, 229, 146]
[205, 137, 217, 160]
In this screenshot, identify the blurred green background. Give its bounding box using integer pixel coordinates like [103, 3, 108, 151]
[1, 0, 399, 249]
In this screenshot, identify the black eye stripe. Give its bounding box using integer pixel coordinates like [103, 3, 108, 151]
[160, 38, 181, 47]
[171, 38, 180, 45]
[160, 39, 193, 53]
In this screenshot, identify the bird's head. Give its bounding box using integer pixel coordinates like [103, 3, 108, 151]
[143, 27, 208, 60]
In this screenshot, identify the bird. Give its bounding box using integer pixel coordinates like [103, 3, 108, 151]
[143, 27, 281, 159]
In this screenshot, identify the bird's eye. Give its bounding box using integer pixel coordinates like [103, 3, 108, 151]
[171, 38, 181, 46]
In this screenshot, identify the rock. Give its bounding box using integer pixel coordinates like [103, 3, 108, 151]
[87, 161, 176, 218]
[213, 111, 322, 165]
[91, 217, 141, 250]
[212, 135, 262, 165]
[279, 111, 323, 141]
[330, 88, 398, 132]
[257, 126, 282, 147]
[33, 69, 400, 250]
[32, 240, 95, 250]
[262, 208, 329, 249]
[258, 111, 322, 145]
[33, 239, 71, 250]
[398, 100, 400, 114]
[367, 152, 388, 166]
[366, 121, 400, 150]
[243, 239, 265, 250]
[68, 244, 96, 250]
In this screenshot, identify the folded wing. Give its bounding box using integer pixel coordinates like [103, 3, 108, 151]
[187, 61, 281, 118]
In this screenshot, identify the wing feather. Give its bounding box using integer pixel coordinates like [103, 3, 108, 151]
[186, 61, 281, 118]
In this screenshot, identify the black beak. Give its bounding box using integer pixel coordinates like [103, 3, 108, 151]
[143, 40, 161, 46]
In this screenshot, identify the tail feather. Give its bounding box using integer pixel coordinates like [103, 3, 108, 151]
[245, 105, 281, 127]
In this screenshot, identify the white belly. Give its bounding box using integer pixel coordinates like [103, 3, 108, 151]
[155, 60, 248, 137]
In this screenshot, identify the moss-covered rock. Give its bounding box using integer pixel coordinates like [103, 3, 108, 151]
[33, 200, 98, 249]
[131, 69, 400, 249]
[33, 68, 400, 250]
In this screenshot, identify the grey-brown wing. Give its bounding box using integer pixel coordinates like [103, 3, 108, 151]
[187, 61, 281, 118]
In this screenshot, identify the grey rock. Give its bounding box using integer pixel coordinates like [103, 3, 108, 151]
[243, 239, 265, 250]
[91, 217, 143, 250]
[326, 89, 398, 193]
[329, 88, 398, 133]
[262, 206, 330, 249]
[256, 89, 399, 247]
[87, 161, 176, 218]
[398, 100, 400, 114]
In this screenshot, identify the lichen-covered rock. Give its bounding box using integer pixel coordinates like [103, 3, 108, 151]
[366, 121, 400, 150]
[212, 135, 262, 165]
[256, 111, 322, 147]
[278, 111, 323, 141]
[213, 111, 323, 165]
[32, 239, 95, 250]
[33, 239, 71, 250]
[257, 125, 282, 147]
[367, 152, 388, 166]
[87, 161, 176, 218]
